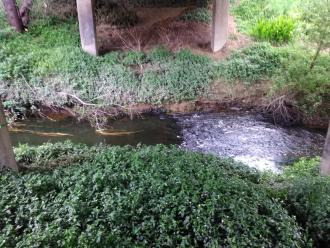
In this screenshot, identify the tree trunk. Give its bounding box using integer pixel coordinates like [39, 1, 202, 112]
[0, 101, 19, 172]
[321, 123, 330, 176]
[2, 0, 24, 32]
[19, 0, 33, 27]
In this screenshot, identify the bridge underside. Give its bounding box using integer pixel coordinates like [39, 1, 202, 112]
[76, 0, 229, 56]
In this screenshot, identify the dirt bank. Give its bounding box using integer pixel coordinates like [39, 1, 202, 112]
[97, 7, 250, 59]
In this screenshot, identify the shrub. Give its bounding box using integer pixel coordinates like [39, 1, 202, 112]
[264, 157, 330, 248]
[272, 47, 330, 117]
[218, 43, 281, 84]
[179, 7, 211, 23]
[0, 143, 303, 247]
[251, 16, 296, 43]
[283, 157, 320, 179]
[284, 177, 330, 247]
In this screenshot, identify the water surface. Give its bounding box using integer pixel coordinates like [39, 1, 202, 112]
[10, 112, 326, 172]
[176, 112, 325, 172]
[10, 115, 181, 146]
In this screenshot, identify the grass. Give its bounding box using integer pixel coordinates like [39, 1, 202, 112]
[179, 7, 211, 23]
[251, 16, 296, 44]
[0, 19, 216, 113]
[232, 0, 301, 33]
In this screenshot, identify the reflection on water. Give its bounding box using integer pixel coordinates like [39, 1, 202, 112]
[10, 113, 326, 172]
[10, 115, 181, 146]
[176, 113, 326, 172]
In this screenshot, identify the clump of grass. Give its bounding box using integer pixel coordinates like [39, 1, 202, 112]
[251, 16, 296, 43]
[179, 7, 211, 23]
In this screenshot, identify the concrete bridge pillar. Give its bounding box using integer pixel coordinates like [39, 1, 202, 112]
[77, 0, 98, 55]
[211, 0, 229, 52]
[0, 101, 19, 172]
[321, 123, 330, 176]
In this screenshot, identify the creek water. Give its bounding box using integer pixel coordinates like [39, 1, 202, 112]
[10, 112, 326, 172]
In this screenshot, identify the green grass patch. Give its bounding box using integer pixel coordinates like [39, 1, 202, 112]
[0, 20, 216, 110]
[232, 0, 301, 33]
[179, 7, 211, 23]
[218, 43, 281, 84]
[0, 142, 304, 247]
[251, 16, 296, 43]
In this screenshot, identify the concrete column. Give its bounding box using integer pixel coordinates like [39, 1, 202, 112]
[0, 101, 19, 172]
[321, 123, 330, 176]
[211, 0, 229, 52]
[77, 0, 98, 55]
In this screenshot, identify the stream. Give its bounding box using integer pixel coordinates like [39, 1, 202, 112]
[10, 112, 326, 172]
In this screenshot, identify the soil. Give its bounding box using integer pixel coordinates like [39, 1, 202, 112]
[97, 6, 250, 60]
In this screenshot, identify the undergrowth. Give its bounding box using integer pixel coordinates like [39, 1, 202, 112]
[179, 7, 211, 23]
[232, 0, 301, 33]
[0, 20, 216, 113]
[272, 47, 330, 119]
[218, 43, 281, 84]
[0, 142, 304, 247]
[2, 143, 330, 247]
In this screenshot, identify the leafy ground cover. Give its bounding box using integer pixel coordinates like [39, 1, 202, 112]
[0, 19, 216, 111]
[268, 157, 330, 247]
[0, 142, 304, 247]
[219, 43, 330, 120]
[0, 142, 329, 247]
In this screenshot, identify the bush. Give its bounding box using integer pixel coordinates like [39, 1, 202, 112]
[251, 16, 296, 43]
[179, 8, 211, 23]
[0, 143, 303, 247]
[264, 157, 330, 248]
[283, 157, 320, 179]
[218, 43, 281, 84]
[272, 47, 330, 118]
[284, 177, 330, 247]
[14, 141, 93, 167]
